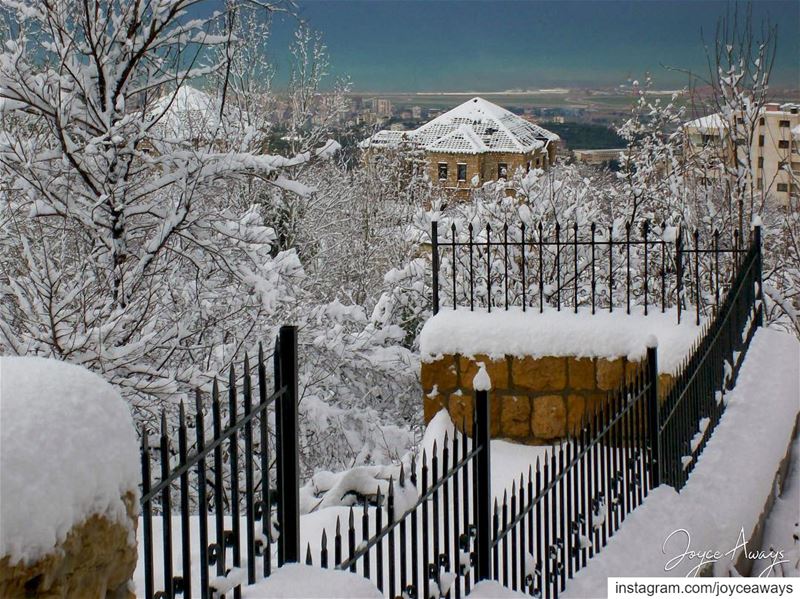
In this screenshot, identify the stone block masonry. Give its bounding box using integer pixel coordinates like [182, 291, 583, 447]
[422, 354, 674, 444]
[0, 492, 138, 598]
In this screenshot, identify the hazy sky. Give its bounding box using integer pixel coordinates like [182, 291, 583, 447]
[261, 0, 799, 92]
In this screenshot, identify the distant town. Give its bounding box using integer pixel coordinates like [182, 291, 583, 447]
[265, 86, 800, 162]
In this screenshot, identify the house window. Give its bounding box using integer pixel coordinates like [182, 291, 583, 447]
[526, 161, 531, 172]
[701, 134, 715, 145]
[757, 157, 764, 168]
[498, 163, 508, 179]
[779, 120, 790, 127]
[736, 117, 744, 125]
[535, 157, 541, 167]
[757, 179, 763, 190]
[759, 117, 765, 125]
[438, 162, 448, 180]
[776, 183, 788, 192]
[758, 135, 764, 147]
[457, 163, 467, 182]
[778, 140, 790, 149]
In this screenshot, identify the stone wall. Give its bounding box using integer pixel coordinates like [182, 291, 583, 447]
[422, 354, 674, 444]
[0, 493, 138, 599]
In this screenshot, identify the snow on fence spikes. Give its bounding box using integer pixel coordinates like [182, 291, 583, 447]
[0, 357, 140, 565]
[420, 306, 702, 374]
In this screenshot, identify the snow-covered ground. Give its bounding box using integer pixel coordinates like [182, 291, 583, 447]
[420, 307, 703, 374]
[563, 327, 800, 597]
[243, 564, 530, 598]
[133, 420, 551, 596]
[753, 434, 800, 577]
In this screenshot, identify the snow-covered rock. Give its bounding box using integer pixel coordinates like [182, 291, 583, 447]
[0, 357, 140, 565]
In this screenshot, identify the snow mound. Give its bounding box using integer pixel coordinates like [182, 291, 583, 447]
[467, 580, 530, 597]
[420, 307, 702, 374]
[0, 357, 140, 565]
[241, 564, 382, 598]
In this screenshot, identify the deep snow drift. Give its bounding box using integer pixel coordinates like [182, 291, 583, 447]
[0, 357, 140, 565]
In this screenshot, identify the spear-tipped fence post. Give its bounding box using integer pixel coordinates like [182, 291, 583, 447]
[474, 387, 491, 581]
[432, 220, 440, 315]
[646, 343, 661, 488]
[754, 224, 764, 327]
[278, 325, 299, 563]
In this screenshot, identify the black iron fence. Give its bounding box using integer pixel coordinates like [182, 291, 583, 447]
[140, 227, 763, 599]
[303, 350, 656, 599]
[303, 407, 489, 599]
[140, 326, 300, 599]
[658, 228, 763, 488]
[430, 220, 749, 325]
[489, 348, 658, 599]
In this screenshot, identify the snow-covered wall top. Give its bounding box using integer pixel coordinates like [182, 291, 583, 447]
[419, 307, 702, 374]
[0, 357, 140, 565]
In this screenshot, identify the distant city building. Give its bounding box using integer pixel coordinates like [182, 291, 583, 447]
[573, 148, 626, 166]
[361, 97, 559, 199]
[411, 105, 423, 119]
[375, 98, 393, 118]
[683, 102, 800, 204]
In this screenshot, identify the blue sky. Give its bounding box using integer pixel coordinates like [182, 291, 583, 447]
[255, 1, 799, 91]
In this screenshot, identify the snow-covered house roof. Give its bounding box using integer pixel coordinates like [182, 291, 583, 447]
[149, 86, 253, 141]
[150, 86, 221, 139]
[683, 113, 727, 133]
[685, 103, 800, 135]
[792, 124, 800, 141]
[361, 97, 559, 154]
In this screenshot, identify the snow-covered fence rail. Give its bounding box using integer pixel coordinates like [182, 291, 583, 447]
[431, 220, 749, 325]
[139, 326, 300, 599]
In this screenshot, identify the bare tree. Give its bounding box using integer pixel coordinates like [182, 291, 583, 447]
[0, 0, 337, 404]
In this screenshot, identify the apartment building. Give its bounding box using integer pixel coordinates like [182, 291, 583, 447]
[684, 103, 800, 204]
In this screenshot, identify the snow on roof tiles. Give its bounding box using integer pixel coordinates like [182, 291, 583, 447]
[683, 113, 727, 132]
[362, 97, 559, 154]
[150, 86, 251, 140]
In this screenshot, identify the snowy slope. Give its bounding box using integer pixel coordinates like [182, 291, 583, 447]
[563, 327, 800, 597]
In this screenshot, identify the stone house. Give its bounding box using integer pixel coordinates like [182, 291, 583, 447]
[361, 97, 560, 199]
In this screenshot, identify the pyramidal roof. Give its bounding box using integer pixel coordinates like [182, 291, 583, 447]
[362, 97, 559, 154]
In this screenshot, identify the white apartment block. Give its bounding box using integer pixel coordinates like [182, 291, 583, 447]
[684, 103, 800, 205]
